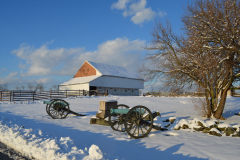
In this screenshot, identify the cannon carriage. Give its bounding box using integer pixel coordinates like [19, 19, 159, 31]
[43, 99, 85, 119]
[109, 104, 155, 139]
[43, 99, 163, 139]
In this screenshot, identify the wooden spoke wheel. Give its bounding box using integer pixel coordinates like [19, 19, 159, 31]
[46, 104, 50, 116]
[109, 104, 129, 132]
[47, 99, 70, 119]
[124, 106, 153, 139]
[46, 99, 58, 116]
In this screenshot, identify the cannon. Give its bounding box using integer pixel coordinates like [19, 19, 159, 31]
[43, 99, 85, 119]
[109, 105, 154, 139]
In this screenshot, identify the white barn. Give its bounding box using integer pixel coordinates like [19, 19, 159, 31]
[59, 61, 144, 96]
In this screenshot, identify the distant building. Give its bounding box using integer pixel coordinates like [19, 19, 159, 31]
[59, 61, 144, 96]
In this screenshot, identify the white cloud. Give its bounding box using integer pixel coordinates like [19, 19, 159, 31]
[112, 0, 166, 25]
[45, 39, 55, 45]
[128, 0, 146, 15]
[36, 77, 52, 84]
[12, 45, 84, 76]
[159, 11, 167, 17]
[60, 37, 145, 75]
[111, 0, 130, 10]
[18, 62, 28, 69]
[0, 72, 21, 87]
[0, 68, 7, 74]
[123, 0, 146, 17]
[0, 72, 19, 86]
[98, 38, 143, 55]
[131, 8, 156, 24]
[12, 38, 145, 78]
[3, 38, 145, 89]
[8, 72, 18, 77]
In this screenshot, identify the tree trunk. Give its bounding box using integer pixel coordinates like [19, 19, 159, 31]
[205, 90, 211, 118]
[214, 89, 228, 120]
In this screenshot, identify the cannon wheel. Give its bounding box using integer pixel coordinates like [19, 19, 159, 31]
[46, 104, 50, 115]
[124, 106, 153, 139]
[47, 99, 70, 119]
[109, 104, 129, 132]
[46, 99, 61, 116]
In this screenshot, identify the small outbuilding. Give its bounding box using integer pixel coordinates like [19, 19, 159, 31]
[59, 61, 144, 96]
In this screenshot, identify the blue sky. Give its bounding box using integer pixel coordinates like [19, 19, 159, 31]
[0, 0, 189, 91]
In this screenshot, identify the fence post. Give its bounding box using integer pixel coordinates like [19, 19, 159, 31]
[12, 91, 14, 102]
[33, 91, 34, 101]
[0, 92, 2, 101]
[10, 91, 12, 102]
[79, 89, 80, 97]
[66, 90, 67, 98]
[83, 89, 85, 96]
[50, 89, 52, 99]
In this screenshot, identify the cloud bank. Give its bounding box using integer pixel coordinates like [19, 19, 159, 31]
[11, 37, 145, 78]
[111, 0, 166, 25]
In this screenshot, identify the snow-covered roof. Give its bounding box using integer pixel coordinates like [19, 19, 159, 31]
[88, 61, 143, 80]
[60, 75, 101, 85]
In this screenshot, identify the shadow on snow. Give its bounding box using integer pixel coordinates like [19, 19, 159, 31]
[0, 112, 207, 160]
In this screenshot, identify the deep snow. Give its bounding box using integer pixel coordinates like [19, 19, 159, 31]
[0, 96, 240, 160]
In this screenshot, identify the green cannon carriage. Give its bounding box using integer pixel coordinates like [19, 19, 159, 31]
[43, 99, 85, 119]
[43, 99, 163, 139]
[109, 105, 155, 139]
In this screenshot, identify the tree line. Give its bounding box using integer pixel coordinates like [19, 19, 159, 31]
[0, 82, 59, 92]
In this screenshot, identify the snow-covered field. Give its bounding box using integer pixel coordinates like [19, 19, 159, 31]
[0, 96, 240, 160]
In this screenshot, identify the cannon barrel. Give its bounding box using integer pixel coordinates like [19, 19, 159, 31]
[110, 108, 130, 114]
[110, 108, 145, 115]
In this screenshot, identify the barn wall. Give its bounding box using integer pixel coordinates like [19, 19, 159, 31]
[74, 62, 101, 78]
[96, 87, 139, 96]
[59, 75, 143, 96]
[89, 76, 144, 89]
[59, 83, 89, 91]
[108, 88, 139, 96]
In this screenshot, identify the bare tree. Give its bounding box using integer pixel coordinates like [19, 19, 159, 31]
[182, 0, 240, 119]
[35, 82, 44, 92]
[21, 85, 25, 90]
[15, 85, 20, 90]
[52, 85, 59, 91]
[0, 83, 8, 91]
[150, 85, 155, 93]
[140, 0, 240, 119]
[0, 84, 3, 91]
[27, 82, 34, 91]
[38, 83, 45, 91]
[157, 87, 161, 97]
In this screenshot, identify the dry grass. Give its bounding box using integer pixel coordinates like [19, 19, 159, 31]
[192, 97, 208, 117]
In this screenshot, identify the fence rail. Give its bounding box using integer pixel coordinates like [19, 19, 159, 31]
[231, 88, 240, 97]
[0, 90, 88, 102]
[0, 91, 11, 101]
